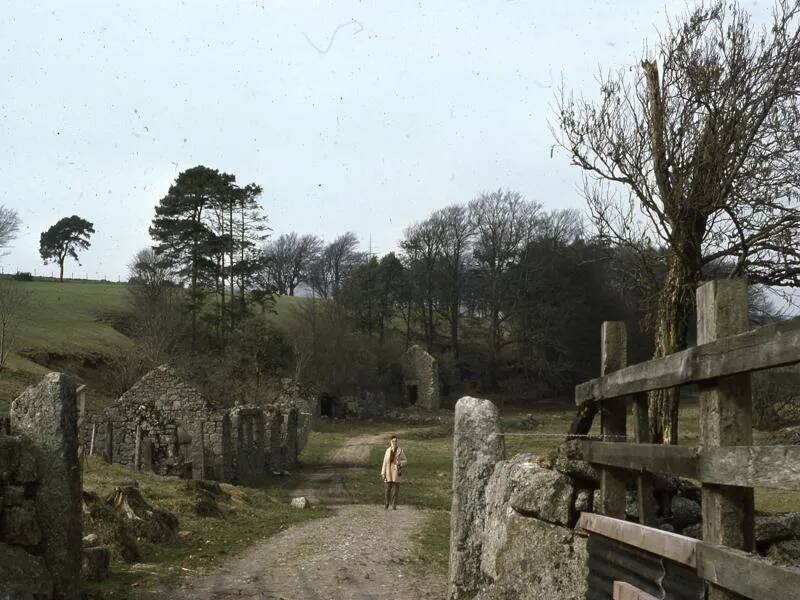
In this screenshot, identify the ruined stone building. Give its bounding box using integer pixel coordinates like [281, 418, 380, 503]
[401, 344, 440, 409]
[85, 365, 302, 483]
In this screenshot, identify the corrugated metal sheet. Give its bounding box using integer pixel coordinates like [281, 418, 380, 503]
[586, 533, 706, 600]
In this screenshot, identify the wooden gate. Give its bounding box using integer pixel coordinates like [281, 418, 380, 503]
[576, 279, 800, 600]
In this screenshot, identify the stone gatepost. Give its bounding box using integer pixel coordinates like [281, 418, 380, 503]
[10, 373, 83, 599]
[268, 410, 283, 474]
[283, 407, 299, 471]
[447, 396, 504, 600]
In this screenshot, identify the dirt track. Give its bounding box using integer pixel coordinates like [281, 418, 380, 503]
[163, 432, 448, 600]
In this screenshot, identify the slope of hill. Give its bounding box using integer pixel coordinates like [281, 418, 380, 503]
[1, 280, 134, 412]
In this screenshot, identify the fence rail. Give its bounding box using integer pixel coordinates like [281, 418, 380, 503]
[576, 279, 800, 600]
[575, 313, 800, 405]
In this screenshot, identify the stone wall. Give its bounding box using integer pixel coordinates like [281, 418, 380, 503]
[2, 373, 83, 599]
[229, 406, 267, 481]
[401, 345, 440, 409]
[448, 396, 589, 600]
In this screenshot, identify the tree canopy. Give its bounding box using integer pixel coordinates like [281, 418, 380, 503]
[39, 215, 95, 281]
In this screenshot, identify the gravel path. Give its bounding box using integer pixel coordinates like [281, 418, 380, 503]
[162, 432, 448, 600]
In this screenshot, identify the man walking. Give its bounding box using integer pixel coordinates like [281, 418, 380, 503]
[380, 435, 407, 510]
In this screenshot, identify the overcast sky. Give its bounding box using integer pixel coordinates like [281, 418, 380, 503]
[0, 0, 772, 280]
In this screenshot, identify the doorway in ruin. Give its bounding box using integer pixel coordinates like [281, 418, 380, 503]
[320, 394, 335, 418]
[406, 384, 418, 406]
[176, 425, 193, 479]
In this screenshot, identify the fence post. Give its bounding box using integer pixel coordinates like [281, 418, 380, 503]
[599, 321, 628, 518]
[697, 279, 755, 600]
[633, 391, 656, 525]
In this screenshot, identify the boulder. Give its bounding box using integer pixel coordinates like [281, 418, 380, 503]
[756, 515, 796, 550]
[0, 541, 53, 598]
[766, 539, 800, 567]
[551, 456, 600, 486]
[82, 533, 99, 547]
[81, 546, 110, 581]
[574, 489, 592, 514]
[670, 496, 701, 531]
[478, 512, 588, 600]
[509, 467, 574, 527]
[448, 396, 504, 600]
[291, 496, 310, 509]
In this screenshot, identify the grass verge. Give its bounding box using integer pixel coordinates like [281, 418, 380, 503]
[82, 457, 331, 598]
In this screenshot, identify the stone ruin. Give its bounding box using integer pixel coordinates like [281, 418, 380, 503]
[84, 365, 303, 483]
[401, 344, 440, 409]
[1, 373, 83, 599]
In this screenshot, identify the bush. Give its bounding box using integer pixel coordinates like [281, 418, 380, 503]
[13, 272, 33, 281]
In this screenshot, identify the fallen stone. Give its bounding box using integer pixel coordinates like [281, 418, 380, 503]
[82, 533, 100, 547]
[670, 496, 701, 531]
[81, 547, 110, 581]
[0, 541, 53, 598]
[178, 530, 192, 542]
[291, 496, 310, 509]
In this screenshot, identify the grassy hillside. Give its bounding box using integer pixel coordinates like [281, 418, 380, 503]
[0, 280, 134, 411]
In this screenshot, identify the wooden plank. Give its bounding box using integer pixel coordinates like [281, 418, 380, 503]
[697, 279, 754, 600]
[577, 512, 697, 567]
[599, 322, 628, 519]
[613, 581, 658, 600]
[583, 442, 800, 491]
[632, 392, 656, 526]
[700, 446, 800, 490]
[576, 311, 800, 405]
[581, 442, 699, 477]
[697, 542, 800, 600]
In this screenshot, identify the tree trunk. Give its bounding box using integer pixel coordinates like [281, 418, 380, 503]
[59, 260, 65, 282]
[648, 248, 698, 444]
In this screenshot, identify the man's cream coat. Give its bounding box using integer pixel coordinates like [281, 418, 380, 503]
[380, 446, 407, 483]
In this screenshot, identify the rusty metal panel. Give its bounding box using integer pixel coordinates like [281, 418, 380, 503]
[586, 533, 705, 600]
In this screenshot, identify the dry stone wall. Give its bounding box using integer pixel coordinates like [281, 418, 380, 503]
[448, 396, 589, 600]
[1, 373, 83, 599]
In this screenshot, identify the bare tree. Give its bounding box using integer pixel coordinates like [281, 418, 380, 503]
[309, 232, 361, 298]
[556, 1, 800, 443]
[0, 206, 21, 258]
[401, 216, 444, 351]
[469, 189, 542, 389]
[433, 204, 474, 358]
[261, 232, 322, 295]
[0, 280, 28, 370]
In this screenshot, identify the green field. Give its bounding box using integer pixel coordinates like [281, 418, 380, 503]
[0, 279, 312, 411]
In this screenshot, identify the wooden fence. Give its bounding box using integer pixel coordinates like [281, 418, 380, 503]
[575, 279, 800, 600]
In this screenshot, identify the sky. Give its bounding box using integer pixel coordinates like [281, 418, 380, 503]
[0, 0, 773, 280]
